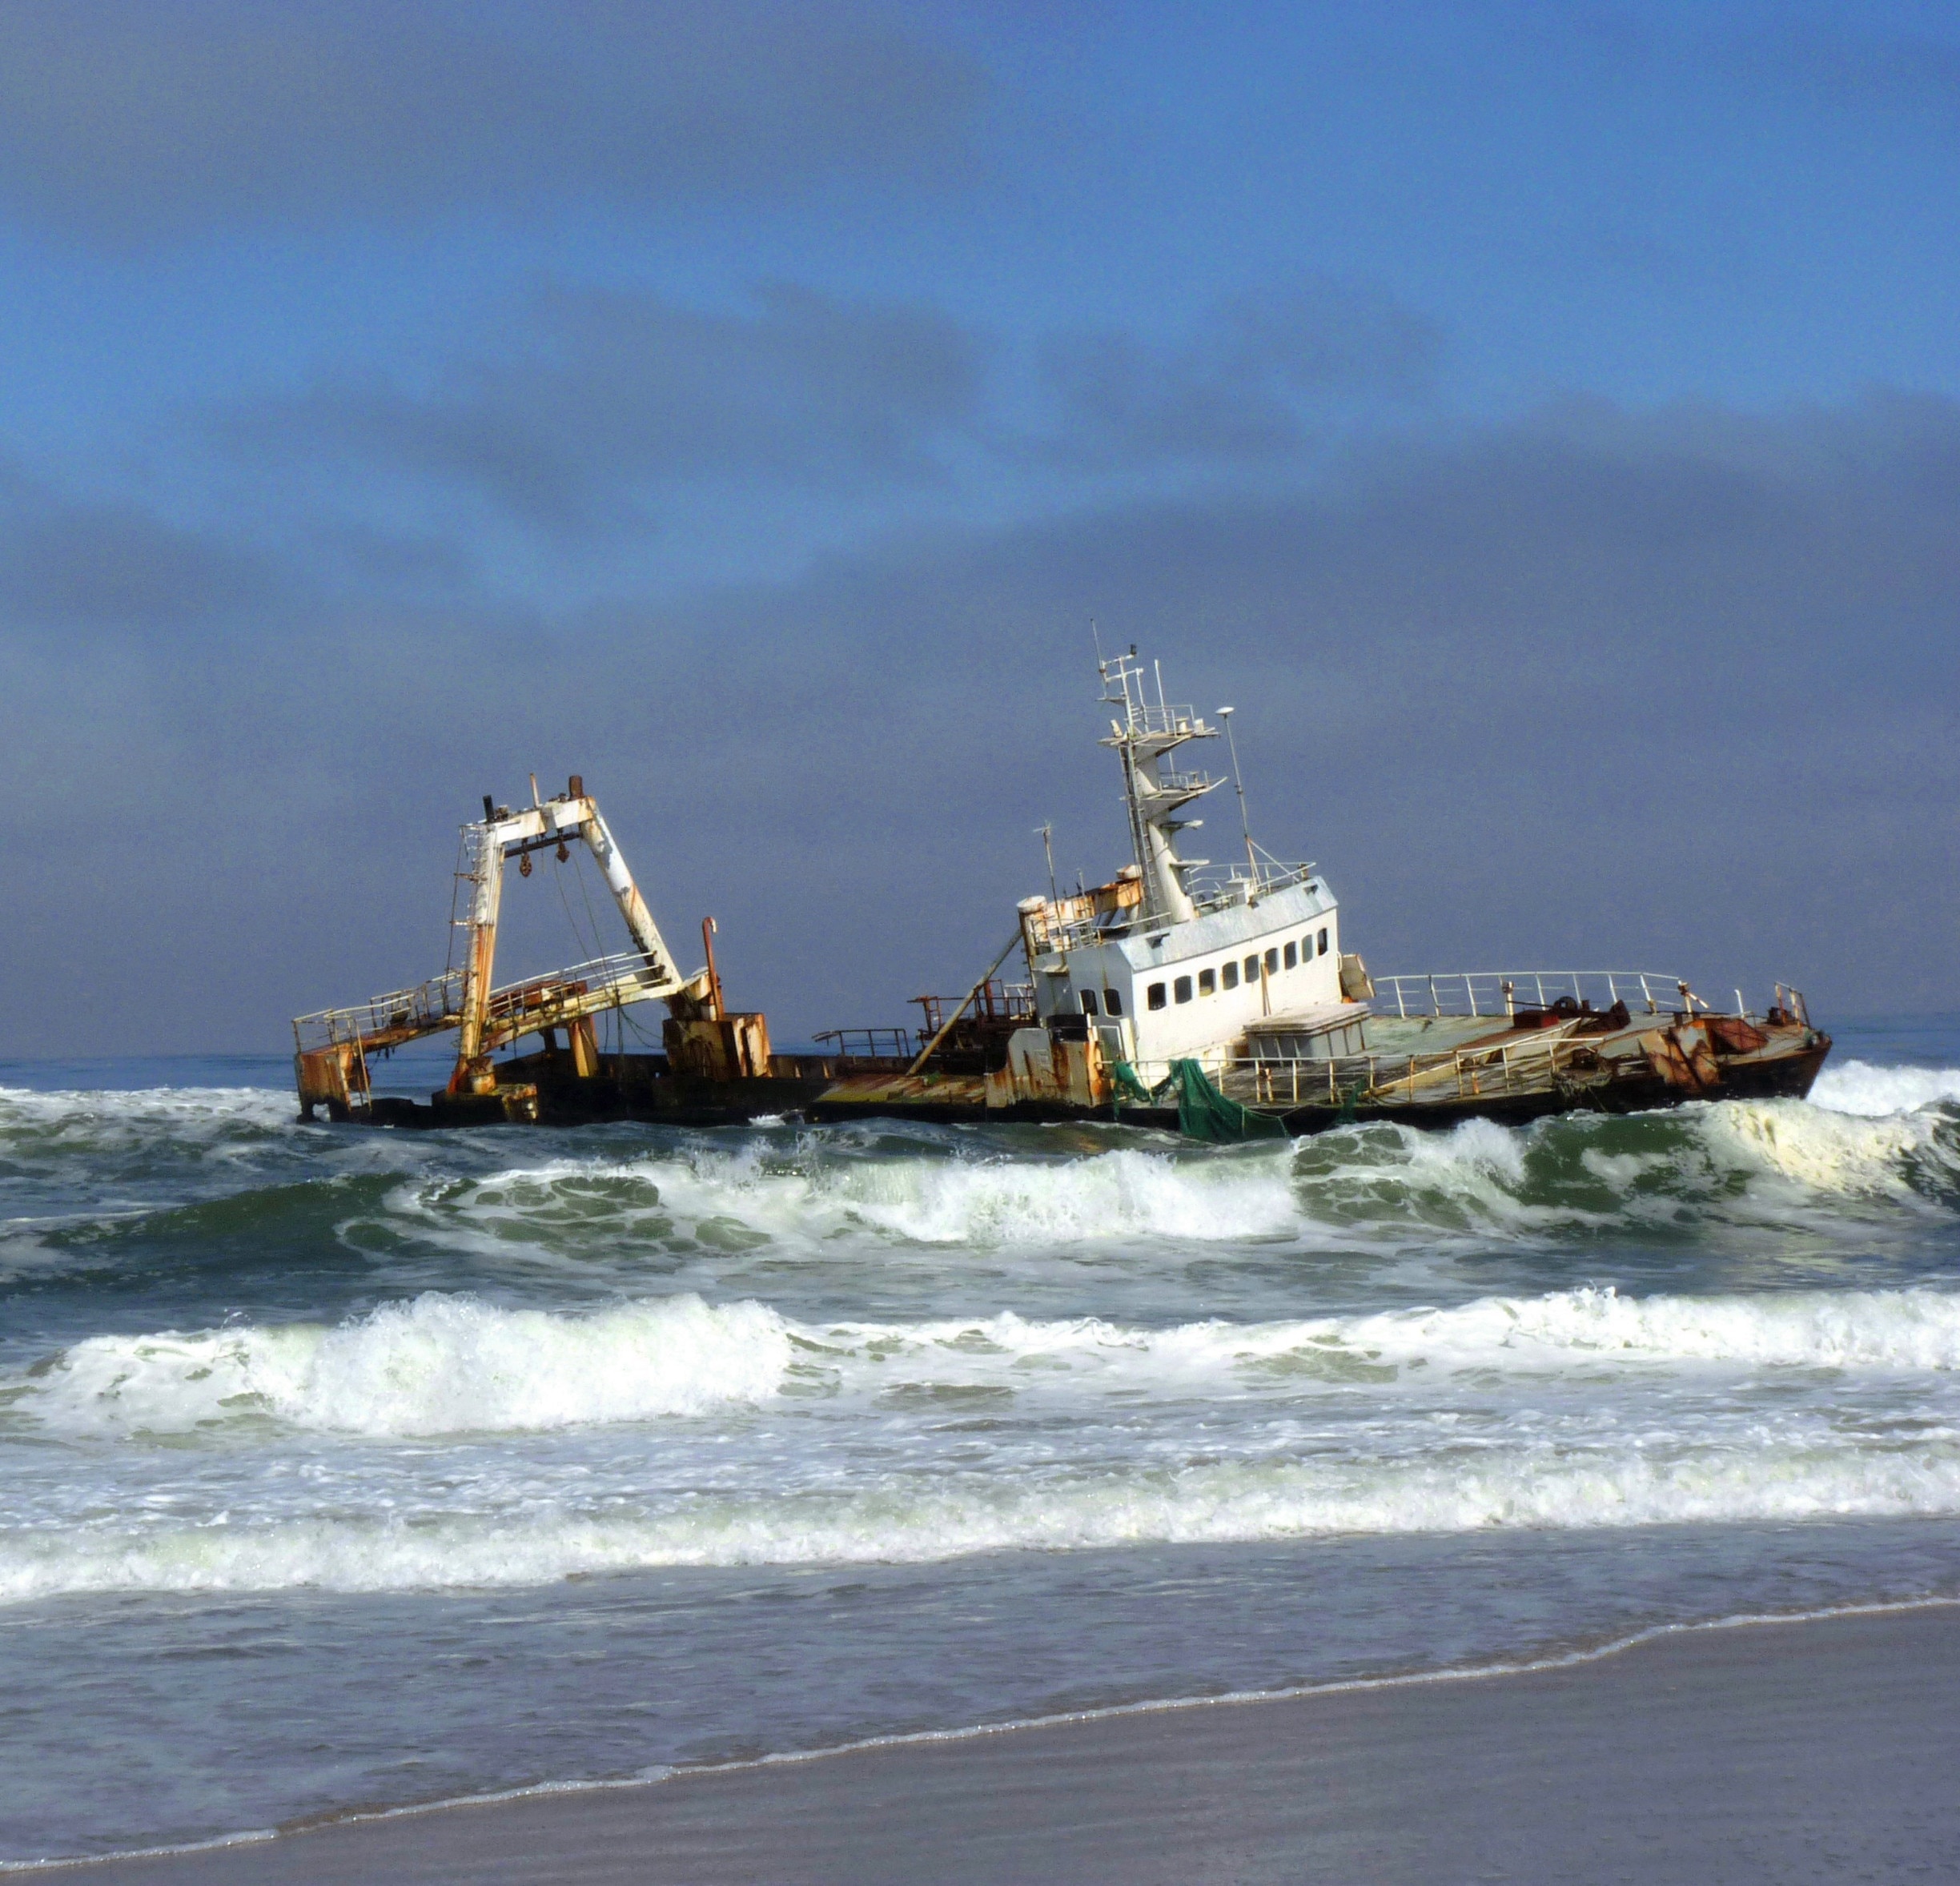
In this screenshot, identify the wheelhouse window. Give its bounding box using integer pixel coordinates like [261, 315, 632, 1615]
[1244, 954, 1259, 981]
[1147, 982, 1167, 1011]
[1198, 968, 1215, 996]
[1105, 987, 1124, 1016]
[1080, 988, 1099, 1016]
[1174, 975, 1193, 1004]
[1264, 948, 1279, 976]
[1283, 941, 1298, 969]
[1221, 961, 1239, 990]
[1318, 928, 1329, 955]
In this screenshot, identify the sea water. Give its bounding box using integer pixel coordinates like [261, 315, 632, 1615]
[2, 1021, 1958, 1861]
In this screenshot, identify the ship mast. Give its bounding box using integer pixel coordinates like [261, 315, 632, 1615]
[1096, 648, 1223, 925]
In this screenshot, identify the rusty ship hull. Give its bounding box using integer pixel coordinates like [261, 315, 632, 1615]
[343, 1049, 871, 1131]
[323, 1001, 1829, 1139]
[801, 993, 1832, 1141]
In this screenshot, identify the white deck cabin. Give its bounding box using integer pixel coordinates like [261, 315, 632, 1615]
[1018, 650, 1362, 1078]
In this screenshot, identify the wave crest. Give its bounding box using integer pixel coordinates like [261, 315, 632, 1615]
[22, 1293, 791, 1437]
[5, 1440, 1958, 1601]
[19, 1282, 1960, 1443]
[1810, 1059, 1960, 1118]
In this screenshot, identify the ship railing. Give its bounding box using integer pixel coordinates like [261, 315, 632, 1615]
[1039, 909, 1143, 953]
[912, 981, 1037, 1033]
[813, 1026, 916, 1061]
[1140, 766, 1217, 797]
[482, 952, 668, 1029]
[294, 969, 468, 1053]
[1187, 861, 1315, 915]
[1110, 699, 1207, 741]
[1211, 1029, 1614, 1110]
[1370, 969, 1693, 1021]
[1036, 865, 1317, 951]
[294, 950, 666, 1055]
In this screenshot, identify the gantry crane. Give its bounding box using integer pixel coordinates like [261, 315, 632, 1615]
[292, 775, 712, 1119]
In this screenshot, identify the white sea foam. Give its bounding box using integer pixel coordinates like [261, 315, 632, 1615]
[393, 1138, 1306, 1262]
[0, 1085, 295, 1136]
[1694, 1098, 1950, 1199]
[822, 1282, 1960, 1380]
[820, 1144, 1301, 1246]
[1810, 1059, 1960, 1118]
[19, 1283, 1960, 1442]
[22, 1294, 791, 1437]
[3, 1438, 1958, 1601]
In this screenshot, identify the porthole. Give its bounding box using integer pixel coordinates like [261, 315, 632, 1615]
[1174, 976, 1193, 1004]
[1283, 941, 1298, 970]
[1147, 983, 1167, 1011]
[1199, 968, 1215, 996]
[1222, 961, 1239, 991]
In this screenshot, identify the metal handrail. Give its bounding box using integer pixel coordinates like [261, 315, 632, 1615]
[293, 969, 468, 1053]
[1111, 700, 1203, 739]
[813, 1026, 916, 1059]
[1214, 1024, 1607, 1108]
[294, 950, 665, 1054]
[1187, 861, 1316, 914]
[1034, 865, 1317, 953]
[1370, 970, 1691, 1021]
[911, 981, 1037, 1033]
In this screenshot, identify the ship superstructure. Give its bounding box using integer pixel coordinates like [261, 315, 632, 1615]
[1016, 647, 1352, 1074]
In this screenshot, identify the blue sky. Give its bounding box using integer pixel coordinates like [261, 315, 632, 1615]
[2, 2, 1957, 1051]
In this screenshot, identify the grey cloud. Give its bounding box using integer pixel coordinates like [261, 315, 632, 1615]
[224, 278, 1433, 536]
[4, 389, 1955, 1052]
[224, 282, 990, 532]
[0, 0, 986, 242]
[0, 465, 280, 632]
[1037, 280, 1441, 469]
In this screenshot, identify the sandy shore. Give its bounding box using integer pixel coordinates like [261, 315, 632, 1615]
[45, 1604, 1960, 1884]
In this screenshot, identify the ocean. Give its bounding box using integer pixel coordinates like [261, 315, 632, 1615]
[3, 1020, 1958, 1864]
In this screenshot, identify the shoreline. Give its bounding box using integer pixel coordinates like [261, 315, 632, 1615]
[31, 1596, 1960, 1883]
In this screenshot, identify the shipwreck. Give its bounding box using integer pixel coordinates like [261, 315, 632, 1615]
[294, 656, 1829, 1139]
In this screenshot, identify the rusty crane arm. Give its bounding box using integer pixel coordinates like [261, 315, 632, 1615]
[293, 776, 705, 1112]
[447, 782, 689, 1092]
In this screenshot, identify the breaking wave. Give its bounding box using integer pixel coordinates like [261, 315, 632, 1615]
[18, 1282, 1960, 1441]
[16, 1294, 791, 1438]
[360, 1098, 1960, 1274]
[3, 1439, 1958, 1602]
[1810, 1058, 1960, 1118]
[6, 1066, 1960, 1288]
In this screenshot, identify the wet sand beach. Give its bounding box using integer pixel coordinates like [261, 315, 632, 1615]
[57, 1604, 1960, 1885]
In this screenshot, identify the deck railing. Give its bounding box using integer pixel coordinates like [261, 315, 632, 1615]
[294, 950, 665, 1055]
[1370, 969, 1691, 1021]
[1187, 861, 1317, 917]
[293, 969, 468, 1053]
[813, 1026, 916, 1060]
[1214, 1027, 1605, 1109]
[911, 981, 1036, 1033]
[1037, 863, 1318, 952]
